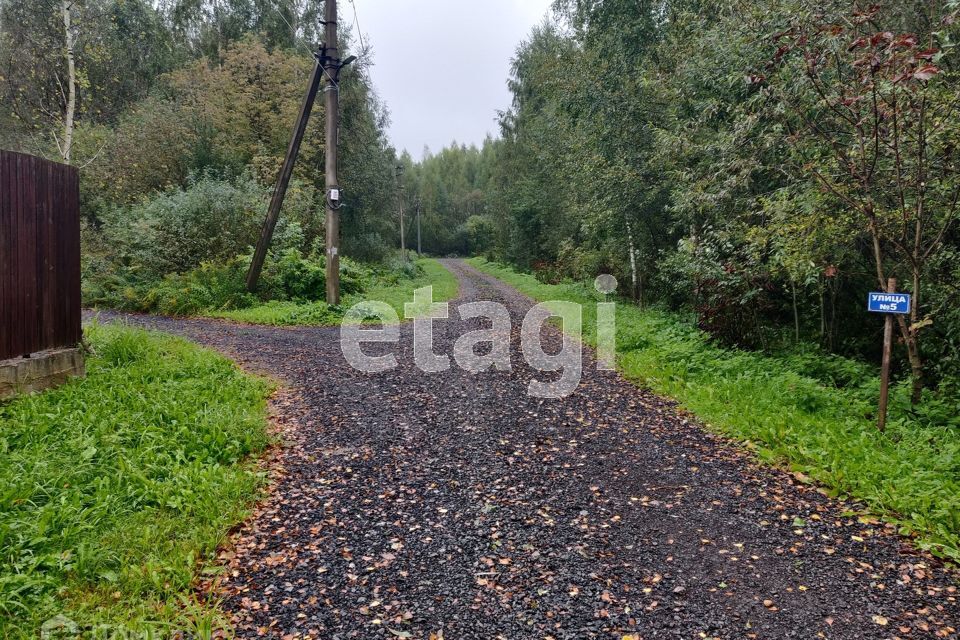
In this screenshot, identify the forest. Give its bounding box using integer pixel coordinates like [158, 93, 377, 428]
[1, 0, 958, 404]
[408, 0, 960, 411]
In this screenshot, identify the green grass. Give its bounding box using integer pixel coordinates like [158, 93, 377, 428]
[0, 324, 271, 638]
[467, 257, 960, 562]
[210, 258, 460, 326]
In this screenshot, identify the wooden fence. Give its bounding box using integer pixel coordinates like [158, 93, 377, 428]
[0, 150, 81, 361]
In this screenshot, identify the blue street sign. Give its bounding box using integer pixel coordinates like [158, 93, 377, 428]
[868, 292, 911, 314]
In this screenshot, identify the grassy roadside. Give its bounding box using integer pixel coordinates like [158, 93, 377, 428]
[0, 324, 271, 638]
[209, 258, 459, 326]
[467, 257, 960, 563]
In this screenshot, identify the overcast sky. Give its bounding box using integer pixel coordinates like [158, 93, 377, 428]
[348, 0, 554, 159]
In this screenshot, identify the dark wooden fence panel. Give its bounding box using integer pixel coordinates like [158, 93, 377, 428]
[0, 150, 81, 361]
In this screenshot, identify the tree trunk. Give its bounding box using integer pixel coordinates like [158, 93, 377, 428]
[897, 265, 924, 404]
[895, 313, 924, 405]
[791, 278, 800, 343]
[819, 282, 825, 340]
[61, 0, 77, 164]
[626, 216, 638, 302]
[828, 283, 837, 352]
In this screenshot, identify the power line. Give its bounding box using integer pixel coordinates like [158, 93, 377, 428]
[267, 0, 315, 58]
[265, 0, 349, 86]
[348, 0, 367, 54]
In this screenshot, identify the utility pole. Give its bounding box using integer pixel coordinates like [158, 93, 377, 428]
[323, 0, 343, 304]
[246, 53, 324, 292]
[396, 165, 406, 261]
[416, 197, 422, 255]
[245, 0, 353, 301]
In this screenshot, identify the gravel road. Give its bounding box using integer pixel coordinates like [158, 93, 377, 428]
[88, 259, 958, 639]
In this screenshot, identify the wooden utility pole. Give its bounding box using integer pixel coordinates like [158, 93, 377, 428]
[323, 0, 342, 304]
[396, 165, 406, 261]
[246, 55, 324, 292]
[878, 277, 897, 432]
[246, 0, 352, 300]
[416, 197, 422, 255]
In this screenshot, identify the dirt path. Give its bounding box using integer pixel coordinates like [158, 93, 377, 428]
[89, 260, 957, 639]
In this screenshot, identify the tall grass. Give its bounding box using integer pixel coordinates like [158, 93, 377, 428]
[0, 324, 270, 637]
[467, 257, 960, 562]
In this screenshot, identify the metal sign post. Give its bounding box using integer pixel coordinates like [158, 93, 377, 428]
[868, 279, 911, 431]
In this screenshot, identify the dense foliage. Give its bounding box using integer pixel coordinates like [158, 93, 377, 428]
[0, 0, 406, 311]
[407, 0, 960, 403]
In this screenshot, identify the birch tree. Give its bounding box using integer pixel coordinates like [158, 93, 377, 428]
[59, 0, 77, 163]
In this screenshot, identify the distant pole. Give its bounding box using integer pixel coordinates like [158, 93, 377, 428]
[878, 277, 897, 432]
[416, 197, 422, 255]
[396, 165, 406, 261]
[246, 55, 324, 292]
[323, 0, 342, 304]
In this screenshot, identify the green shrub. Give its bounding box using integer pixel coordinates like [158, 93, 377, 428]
[81, 251, 143, 310]
[143, 259, 254, 316]
[212, 258, 457, 326]
[272, 248, 326, 300]
[380, 252, 424, 281]
[466, 215, 496, 256]
[256, 252, 371, 302]
[97, 172, 313, 280]
[556, 239, 607, 282]
[339, 256, 377, 294]
[87, 249, 374, 317]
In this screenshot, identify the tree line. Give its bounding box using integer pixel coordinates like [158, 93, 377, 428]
[404, 0, 960, 401]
